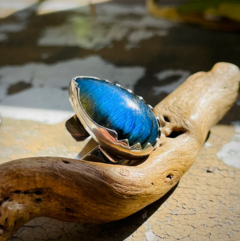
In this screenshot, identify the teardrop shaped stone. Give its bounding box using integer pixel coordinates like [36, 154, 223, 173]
[75, 77, 159, 148]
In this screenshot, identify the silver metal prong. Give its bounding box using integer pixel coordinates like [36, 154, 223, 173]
[116, 83, 121, 87]
[131, 142, 142, 150]
[119, 139, 129, 146]
[127, 89, 133, 94]
[156, 116, 160, 126]
[148, 104, 153, 110]
[143, 142, 152, 150]
[71, 79, 78, 88]
[137, 95, 146, 103]
[72, 77, 76, 81]
[104, 79, 111, 83]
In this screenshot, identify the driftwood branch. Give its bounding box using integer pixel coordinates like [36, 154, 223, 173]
[0, 63, 239, 241]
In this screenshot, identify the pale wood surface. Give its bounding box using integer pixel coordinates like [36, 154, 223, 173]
[0, 63, 240, 241]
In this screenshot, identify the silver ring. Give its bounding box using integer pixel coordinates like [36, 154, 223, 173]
[66, 76, 161, 164]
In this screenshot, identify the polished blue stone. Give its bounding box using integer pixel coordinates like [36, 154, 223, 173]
[75, 77, 159, 148]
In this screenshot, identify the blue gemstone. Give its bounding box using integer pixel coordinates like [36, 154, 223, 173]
[75, 77, 159, 148]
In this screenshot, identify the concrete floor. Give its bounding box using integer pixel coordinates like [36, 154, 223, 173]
[0, 0, 240, 240]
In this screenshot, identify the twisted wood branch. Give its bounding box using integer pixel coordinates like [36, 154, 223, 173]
[0, 62, 239, 241]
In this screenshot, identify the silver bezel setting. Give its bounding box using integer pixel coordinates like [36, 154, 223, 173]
[69, 76, 161, 159]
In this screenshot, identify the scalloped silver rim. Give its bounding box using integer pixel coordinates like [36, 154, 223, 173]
[69, 76, 161, 157]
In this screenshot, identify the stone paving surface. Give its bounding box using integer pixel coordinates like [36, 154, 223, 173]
[0, 0, 240, 240]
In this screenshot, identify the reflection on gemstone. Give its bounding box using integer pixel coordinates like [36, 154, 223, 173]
[75, 77, 159, 148]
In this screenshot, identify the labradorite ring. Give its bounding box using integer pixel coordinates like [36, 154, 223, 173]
[66, 76, 161, 164]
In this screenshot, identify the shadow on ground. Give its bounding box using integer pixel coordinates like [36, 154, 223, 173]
[12, 184, 179, 241]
